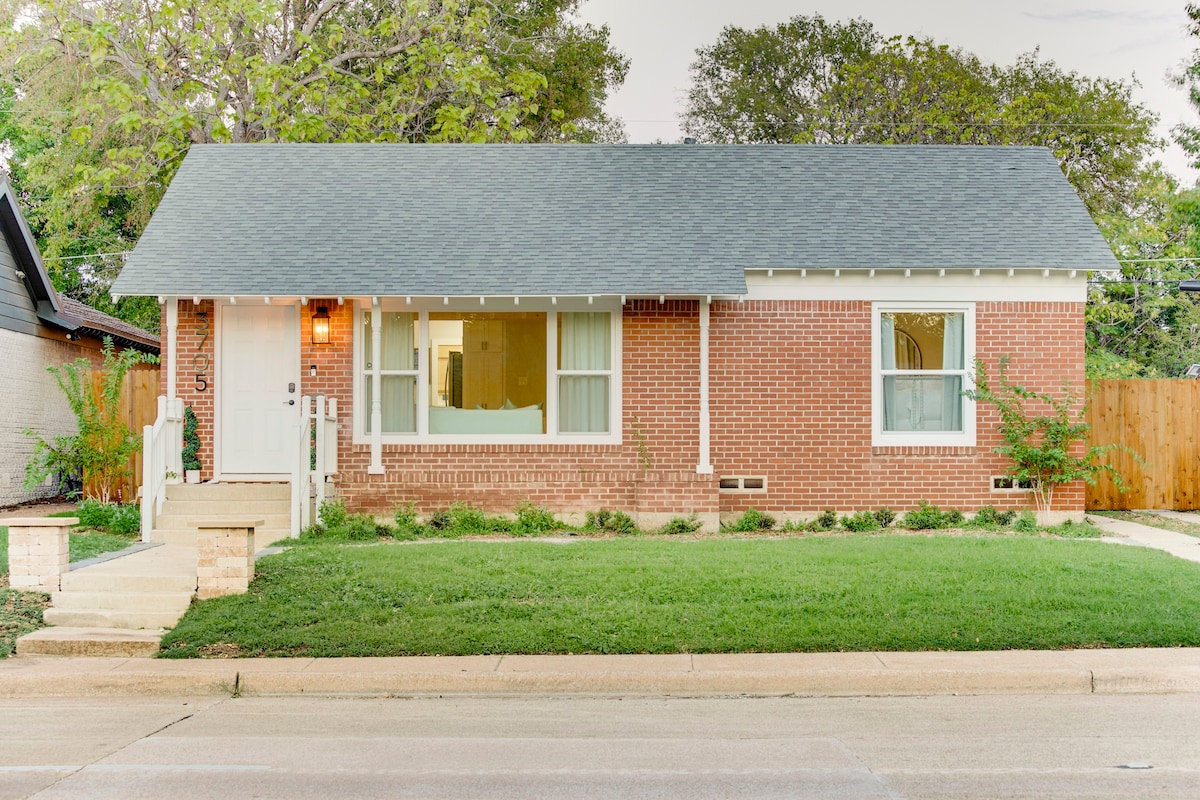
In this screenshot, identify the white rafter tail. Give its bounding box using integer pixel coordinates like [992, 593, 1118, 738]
[974, 268, 981, 277]
[1070, 270, 1078, 279]
[869, 269, 875, 279]
[588, 295, 594, 305]
[904, 269, 911, 279]
[158, 295, 165, 305]
[551, 296, 557, 305]
[767, 269, 774, 278]
[193, 296, 200, 305]
[229, 296, 237, 304]
[938, 269, 945, 278]
[479, 296, 485, 305]
[1043, 269, 1051, 278]
[659, 295, 665, 304]
[337, 296, 344, 306]
[834, 268, 841, 278]
[264, 296, 271, 304]
[1008, 269, 1015, 278]
[513, 296, 519, 305]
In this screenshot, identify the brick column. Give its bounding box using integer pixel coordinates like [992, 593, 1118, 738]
[5, 517, 76, 592]
[194, 519, 261, 600]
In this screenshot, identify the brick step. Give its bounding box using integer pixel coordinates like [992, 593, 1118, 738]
[42, 607, 187, 631]
[16, 627, 164, 658]
[50, 590, 194, 613]
[165, 482, 291, 501]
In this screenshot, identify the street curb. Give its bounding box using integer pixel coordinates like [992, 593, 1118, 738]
[2, 650, 1198, 698]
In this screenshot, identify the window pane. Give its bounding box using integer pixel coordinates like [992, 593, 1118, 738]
[381, 313, 416, 370]
[883, 312, 964, 370]
[560, 375, 609, 433]
[882, 376, 963, 432]
[427, 312, 546, 434]
[559, 312, 611, 370]
[364, 375, 417, 434]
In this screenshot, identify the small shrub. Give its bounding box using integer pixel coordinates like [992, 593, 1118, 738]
[996, 509, 1017, 526]
[781, 519, 807, 533]
[973, 505, 1001, 527]
[107, 503, 141, 535]
[902, 501, 946, 530]
[840, 510, 881, 532]
[75, 500, 140, 535]
[513, 502, 558, 535]
[445, 501, 504, 533]
[872, 507, 896, 528]
[319, 498, 348, 529]
[942, 508, 965, 527]
[77, 498, 113, 530]
[722, 508, 776, 532]
[1013, 510, 1039, 533]
[344, 513, 385, 541]
[1054, 520, 1101, 538]
[584, 509, 639, 535]
[426, 510, 452, 531]
[811, 509, 838, 532]
[659, 514, 702, 536]
[393, 501, 420, 531]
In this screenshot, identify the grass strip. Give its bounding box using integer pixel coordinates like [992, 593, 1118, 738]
[159, 536, 1200, 658]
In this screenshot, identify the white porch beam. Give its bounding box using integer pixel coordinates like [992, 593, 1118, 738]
[368, 299, 384, 475]
[697, 302, 714, 475]
[166, 298, 179, 401]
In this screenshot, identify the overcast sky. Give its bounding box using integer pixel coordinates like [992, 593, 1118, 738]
[576, 0, 1199, 182]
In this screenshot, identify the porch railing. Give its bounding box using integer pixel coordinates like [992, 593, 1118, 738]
[292, 395, 339, 537]
[141, 396, 184, 541]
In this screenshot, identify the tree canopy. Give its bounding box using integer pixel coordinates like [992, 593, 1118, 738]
[683, 14, 1161, 224]
[0, 0, 627, 331]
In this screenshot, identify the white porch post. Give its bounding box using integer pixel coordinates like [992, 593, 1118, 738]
[369, 298, 384, 475]
[165, 297, 178, 400]
[697, 301, 713, 474]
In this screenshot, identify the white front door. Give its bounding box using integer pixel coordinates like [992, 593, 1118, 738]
[220, 304, 300, 475]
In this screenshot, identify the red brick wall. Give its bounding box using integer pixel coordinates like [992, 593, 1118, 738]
[164, 297, 1085, 517]
[165, 301, 216, 480]
[333, 299, 716, 517]
[709, 300, 1086, 514]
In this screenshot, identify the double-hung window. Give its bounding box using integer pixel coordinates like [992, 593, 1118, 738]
[874, 303, 975, 446]
[355, 301, 619, 443]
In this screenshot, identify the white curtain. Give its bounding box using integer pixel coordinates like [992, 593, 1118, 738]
[941, 313, 964, 432]
[364, 312, 416, 434]
[880, 314, 898, 430]
[559, 312, 610, 433]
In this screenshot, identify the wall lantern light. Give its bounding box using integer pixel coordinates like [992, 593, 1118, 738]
[312, 305, 331, 344]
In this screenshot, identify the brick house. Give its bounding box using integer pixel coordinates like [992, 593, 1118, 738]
[1, 179, 160, 507]
[112, 144, 1114, 533]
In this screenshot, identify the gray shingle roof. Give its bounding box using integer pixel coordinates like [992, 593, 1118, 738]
[112, 144, 1117, 298]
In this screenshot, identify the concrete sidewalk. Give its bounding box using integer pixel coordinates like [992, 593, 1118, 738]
[1086, 513, 1200, 562]
[1, 648, 1198, 698]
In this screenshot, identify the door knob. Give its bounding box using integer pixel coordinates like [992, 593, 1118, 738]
[284, 399, 295, 405]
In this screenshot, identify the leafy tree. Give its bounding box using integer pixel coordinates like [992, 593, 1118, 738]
[0, 0, 626, 329]
[24, 340, 155, 504]
[964, 358, 1129, 514]
[683, 14, 1162, 223]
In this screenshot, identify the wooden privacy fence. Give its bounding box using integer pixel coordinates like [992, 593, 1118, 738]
[1086, 379, 1200, 510]
[82, 363, 160, 504]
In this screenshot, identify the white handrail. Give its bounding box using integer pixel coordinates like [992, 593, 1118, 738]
[140, 396, 184, 542]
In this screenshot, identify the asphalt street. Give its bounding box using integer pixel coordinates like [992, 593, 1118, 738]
[2, 693, 1197, 799]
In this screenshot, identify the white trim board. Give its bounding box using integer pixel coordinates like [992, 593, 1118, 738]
[742, 269, 1085, 303]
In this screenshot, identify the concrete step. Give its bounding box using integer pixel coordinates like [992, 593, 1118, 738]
[152, 511, 291, 530]
[16, 627, 164, 658]
[42, 607, 187, 631]
[157, 500, 290, 518]
[166, 482, 291, 501]
[50, 590, 194, 613]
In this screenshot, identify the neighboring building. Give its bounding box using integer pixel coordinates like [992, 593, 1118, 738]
[112, 144, 1114, 529]
[0, 179, 160, 507]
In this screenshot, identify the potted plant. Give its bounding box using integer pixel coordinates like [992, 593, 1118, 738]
[182, 406, 202, 483]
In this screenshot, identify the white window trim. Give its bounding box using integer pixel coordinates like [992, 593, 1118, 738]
[871, 301, 976, 448]
[352, 298, 622, 445]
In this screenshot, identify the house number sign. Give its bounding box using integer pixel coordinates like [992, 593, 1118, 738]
[194, 310, 210, 391]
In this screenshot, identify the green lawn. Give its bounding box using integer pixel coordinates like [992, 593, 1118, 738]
[159, 536, 1200, 658]
[0, 525, 139, 657]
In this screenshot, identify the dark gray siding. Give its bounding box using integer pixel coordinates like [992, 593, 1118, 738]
[0, 228, 40, 336]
